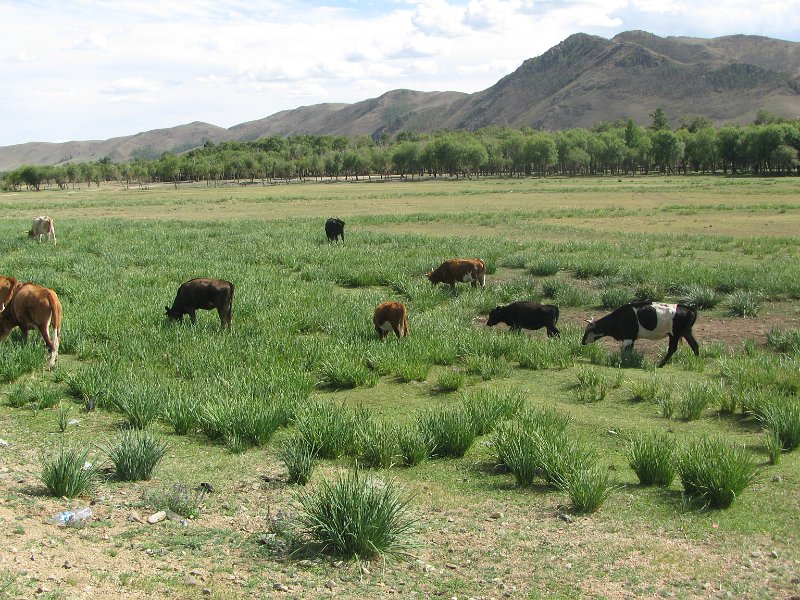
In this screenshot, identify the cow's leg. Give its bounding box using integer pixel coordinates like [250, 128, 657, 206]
[621, 339, 635, 353]
[392, 322, 403, 338]
[683, 331, 700, 356]
[189, 311, 197, 324]
[35, 322, 58, 369]
[546, 325, 561, 338]
[658, 335, 680, 368]
[376, 326, 386, 340]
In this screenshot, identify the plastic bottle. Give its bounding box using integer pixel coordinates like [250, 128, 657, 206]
[66, 507, 92, 527]
[51, 510, 74, 525]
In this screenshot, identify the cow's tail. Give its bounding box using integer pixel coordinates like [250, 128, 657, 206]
[402, 311, 410, 337]
[47, 289, 62, 368]
[226, 282, 235, 329]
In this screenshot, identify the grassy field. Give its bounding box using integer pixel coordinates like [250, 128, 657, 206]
[1, 175, 799, 599]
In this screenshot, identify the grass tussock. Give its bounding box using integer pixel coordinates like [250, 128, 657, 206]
[108, 429, 168, 482]
[678, 437, 757, 509]
[628, 431, 677, 486]
[40, 445, 98, 498]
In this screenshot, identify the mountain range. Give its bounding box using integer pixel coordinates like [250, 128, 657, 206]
[1, 31, 798, 171]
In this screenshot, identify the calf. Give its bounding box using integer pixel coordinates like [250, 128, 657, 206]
[487, 301, 560, 337]
[325, 218, 345, 242]
[373, 301, 409, 340]
[0, 276, 62, 369]
[165, 278, 234, 330]
[28, 216, 56, 244]
[582, 300, 699, 367]
[426, 258, 486, 289]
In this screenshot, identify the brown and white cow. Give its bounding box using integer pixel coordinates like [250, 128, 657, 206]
[0, 276, 62, 369]
[426, 258, 486, 289]
[373, 301, 409, 340]
[28, 216, 57, 244]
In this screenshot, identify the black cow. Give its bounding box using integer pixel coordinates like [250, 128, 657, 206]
[582, 300, 699, 367]
[165, 278, 234, 330]
[486, 302, 560, 337]
[325, 218, 345, 242]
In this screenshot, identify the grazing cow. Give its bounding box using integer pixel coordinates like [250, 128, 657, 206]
[0, 276, 62, 369]
[582, 300, 699, 367]
[325, 218, 345, 242]
[487, 301, 560, 337]
[28, 216, 56, 244]
[373, 301, 409, 340]
[426, 258, 486, 289]
[165, 278, 234, 330]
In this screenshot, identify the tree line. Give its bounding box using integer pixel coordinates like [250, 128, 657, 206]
[3, 108, 799, 191]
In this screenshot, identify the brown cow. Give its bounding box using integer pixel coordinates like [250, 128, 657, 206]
[0, 276, 62, 369]
[28, 216, 57, 244]
[426, 258, 486, 289]
[373, 301, 409, 340]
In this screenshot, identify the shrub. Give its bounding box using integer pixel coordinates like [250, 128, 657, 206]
[396, 424, 435, 467]
[417, 405, 477, 458]
[278, 433, 318, 485]
[40, 445, 97, 498]
[628, 431, 677, 486]
[108, 429, 168, 481]
[296, 468, 417, 560]
[726, 290, 762, 317]
[461, 388, 525, 435]
[678, 437, 757, 509]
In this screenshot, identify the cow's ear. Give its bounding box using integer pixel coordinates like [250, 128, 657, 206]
[586, 316, 594, 324]
[164, 306, 170, 313]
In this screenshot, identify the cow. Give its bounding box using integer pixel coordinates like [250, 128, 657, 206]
[426, 258, 486, 289]
[0, 276, 62, 369]
[373, 301, 409, 340]
[325, 218, 345, 242]
[582, 300, 699, 367]
[486, 301, 560, 337]
[28, 216, 56, 244]
[165, 278, 234, 330]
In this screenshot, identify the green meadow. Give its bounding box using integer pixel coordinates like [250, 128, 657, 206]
[1, 175, 799, 599]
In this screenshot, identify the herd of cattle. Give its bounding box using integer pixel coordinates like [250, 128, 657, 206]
[0, 216, 701, 371]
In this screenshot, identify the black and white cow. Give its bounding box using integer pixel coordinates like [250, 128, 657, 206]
[582, 300, 699, 367]
[325, 218, 345, 242]
[486, 302, 560, 337]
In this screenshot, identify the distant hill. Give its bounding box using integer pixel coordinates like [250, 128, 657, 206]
[1, 31, 798, 171]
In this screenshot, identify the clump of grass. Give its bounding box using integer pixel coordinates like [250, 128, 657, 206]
[200, 399, 283, 452]
[57, 403, 70, 433]
[680, 284, 721, 309]
[678, 437, 757, 509]
[758, 397, 800, 453]
[0, 344, 43, 383]
[726, 290, 762, 317]
[417, 405, 477, 458]
[656, 393, 676, 419]
[766, 328, 800, 354]
[296, 468, 417, 560]
[278, 433, 318, 485]
[600, 288, 631, 310]
[765, 430, 782, 465]
[629, 375, 670, 403]
[628, 431, 677, 486]
[112, 388, 161, 430]
[145, 483, 204, 519]
[163, 394, 199, 435]
[319, 356, 377, 389]
[517, 338, 574, 370]
[6, 382, 63, 410]
[528, 258, 559, 276]
[295, 399, 359, 459]
[632, 281, 665, 302]
[435, 370, 465, 392]
[678, 382, 721, 421]
[395, 360, 430, 383]
[542, 280, 592, 307]
[40, 445, 97, 498]
[396, 424, 435, 467]
[556, 464, 615, 514]
[108, 429, 168, 482]
[63, 364, 116, 409]
[357, 420, 400, 469]
[463, 354, 510, 381]
[574, 366, 610, 403]
[461, 388, 525, 435]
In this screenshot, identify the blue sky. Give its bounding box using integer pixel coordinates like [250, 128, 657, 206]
[1, 0, 798, 146]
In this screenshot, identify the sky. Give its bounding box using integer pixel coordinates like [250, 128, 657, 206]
[1, 0, 798, 147]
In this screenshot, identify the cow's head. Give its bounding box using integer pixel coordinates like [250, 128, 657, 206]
[0, 276, 19, 313]
[165, 305, 183, 321]
[581, 316, 603, 345]
[27, 229, 35, 239]
[426, 271, 437, 284]
[486, 306, 503, 327]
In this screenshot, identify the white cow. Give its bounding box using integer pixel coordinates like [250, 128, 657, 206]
[28, 216, 56, 244]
